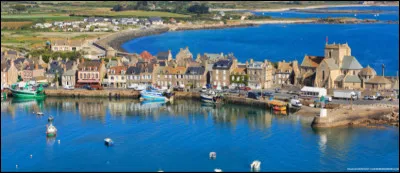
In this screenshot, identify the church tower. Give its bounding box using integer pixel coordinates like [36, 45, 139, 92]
[324, 42, 351, 68]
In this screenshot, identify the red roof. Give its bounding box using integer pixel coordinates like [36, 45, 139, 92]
[140, 51, 153, 60]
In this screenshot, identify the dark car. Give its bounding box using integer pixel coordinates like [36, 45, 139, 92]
[263, 91, 274, 97]
[376, 96, 385, 100]
[248, 92, 260, 100]
[275, 88, 281, 93]
[83, 85, 94, 90]
[173, 87, 184, 92]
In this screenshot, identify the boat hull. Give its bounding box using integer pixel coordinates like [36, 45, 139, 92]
[141, 93, 167, 101]
[10, 89, 45, 98]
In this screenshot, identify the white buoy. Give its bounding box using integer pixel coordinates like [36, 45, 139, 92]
[157, 170, 164, 172]
[214, 168, 222, 172]
[58, 140, 60, 144]
[30, 154, 33, 158]
[251, 160, 261, 171]
[209, 152, 216, 159]
[16, 164, 18, 168]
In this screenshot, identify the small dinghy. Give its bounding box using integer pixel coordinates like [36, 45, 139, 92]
[104, 138, 113, 146]
[250, 160, 261, 171]
[46, 123, 57, 137]
[37, 112, 44, 116]
[209, 152, 217, 159]
[48, 116, 54, 123]
[214, 169, 222, 172]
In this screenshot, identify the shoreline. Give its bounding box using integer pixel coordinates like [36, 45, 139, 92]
[5, 89, 399, 128]
[211, 4, 399, 12]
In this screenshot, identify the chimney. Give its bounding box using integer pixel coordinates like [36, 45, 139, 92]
[63, 64, 66, 73]
[35, 63, 39, 70]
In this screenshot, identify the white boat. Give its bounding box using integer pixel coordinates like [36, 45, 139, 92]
[127, 84, 138, 89]
[64, 85, 75, 90]
[46, 123, 57, 137]
[135, 84, 147, 91]
[214, 169, 222, 172]
[354, 13, 357, 16]
[201, 90, 223, 104]
[37, 112, 44, 116]
[104, 138, 113, 146]
[251, 160, 261, 170]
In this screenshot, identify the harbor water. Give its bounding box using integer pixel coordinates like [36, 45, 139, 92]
[1, 98, 399, 171]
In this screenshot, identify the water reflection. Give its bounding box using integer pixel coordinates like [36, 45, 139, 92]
[46, 136, 56, 146]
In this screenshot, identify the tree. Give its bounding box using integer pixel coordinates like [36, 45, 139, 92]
[17, 75, 23, 82]
[187, 4, 209, 15]
[112, 4, 123, 11]
[14, 5, 27, 11]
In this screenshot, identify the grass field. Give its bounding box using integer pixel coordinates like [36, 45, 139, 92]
[1, 22, 33, 29]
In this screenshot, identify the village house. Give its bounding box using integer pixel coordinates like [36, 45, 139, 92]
[125, 62, 157, 87]
[61, 59, 79, 87]
[185, 66, 207, 88]
[273, 60, 299, 86]
[166, 66, 187, 88]
[363, 65, 393, 91]
[45, 60, 64, 85]
[176, 47, 193, 67]
[76, 59, 106, 89]
[51, 39, 83, 52]
[247, 59, 275, 89]
[1, 59, 19, 86]
[156, 50, 173, 63]
[212, 59, 235, 88]
[300, 55, 325, 86]
[106, 66, 128, 88]
[149, 17, 163, 25]
[140, 51, 155, 63]
[230, 65, 247, 88]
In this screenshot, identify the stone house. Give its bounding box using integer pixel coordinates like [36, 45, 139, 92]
[125, 62, 157, 86]
[176, 47, 193, 67]
[212, 59, 235, 88]
[51, 39, 83, 52]
[156, 50, 173, 63]
[185, 66, 207, 88]
[140, 51, 155, 63]
[247, 59, 275, 89]
[167, 66, 187, 88]
[274, 60, 293, 85]
[1, 59, 19, 86]
[230, 65, 247, 88]
[364, 76, 392, 90]
[359, 65, 376, 88]
[149, 17, 163, 25]
[61, 60, 79, 87]
[107, 66, 128, 88]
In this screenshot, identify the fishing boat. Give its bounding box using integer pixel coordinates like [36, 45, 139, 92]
[201, 90, 223, 104]
[10, 82, 45, 98]
[46, 123, 57, 137]
[269, 100, 287, 111]
[140, 87, 173, 102]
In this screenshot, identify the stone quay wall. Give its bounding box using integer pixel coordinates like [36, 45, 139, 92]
[44, 89, 140, 99]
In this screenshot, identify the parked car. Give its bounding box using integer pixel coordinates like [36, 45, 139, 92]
[240, 86, 251, 91]
[263, 91, 274, 97]
[173, 87, 184, 92]
[376, 96, 385, 100]
[248, 92, 260, 100]
[368, 95, 377, 100]
[83, 85, 94, 90]
[229, 89, 239, 94]
[363, 96, 369, 100]
[275, 88, 281, 93]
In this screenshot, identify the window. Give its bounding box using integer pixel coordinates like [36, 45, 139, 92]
[223, 76, 226, 81]
[158, 75, 160, 78]
[223, 70, 226, 75]
[80, 73, 83, 79]
[216, 76, 219, 80]
[353, 71, 355, 75]
[95, 74, 98, 79]
[84, 73, 87, 79]
[216, 70, 219, 74]
[232, 76, 235, 80]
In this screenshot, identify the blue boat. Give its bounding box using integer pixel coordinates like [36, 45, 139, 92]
[140, 87, 173, 102]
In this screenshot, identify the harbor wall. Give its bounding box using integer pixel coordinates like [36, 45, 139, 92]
[44, 89, 140, 99]
[311, 105, 399, 128]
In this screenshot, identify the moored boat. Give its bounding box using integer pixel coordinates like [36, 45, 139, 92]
[10, 82, 45, 99]
[140, 87, 173, 102]
[201, 90, 223, 104]
[46, 123, 57, 137]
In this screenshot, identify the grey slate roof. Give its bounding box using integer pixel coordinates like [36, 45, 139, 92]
[185, 66, 205, 75]
[156, 52, 169, 60]
[149, 17, 162, 23]
[323, 58, 339, 70]
[159, 61, 166, 66]
[213, 60, 233, 70]
[341, 56, 363, 70]
[344, 75, 362, 83]
[335, 75, 345, 82]
[126, 66, 139, 75]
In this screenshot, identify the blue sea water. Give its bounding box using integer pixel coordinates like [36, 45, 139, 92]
[251, 6, 399, 21]
[122, 24, 399, 76]
[1, 98, 399, 172]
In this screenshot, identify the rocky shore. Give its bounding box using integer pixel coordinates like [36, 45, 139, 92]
[311, 104, 399, 128]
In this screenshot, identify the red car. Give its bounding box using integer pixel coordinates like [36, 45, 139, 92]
[240, 86, 251, 91]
